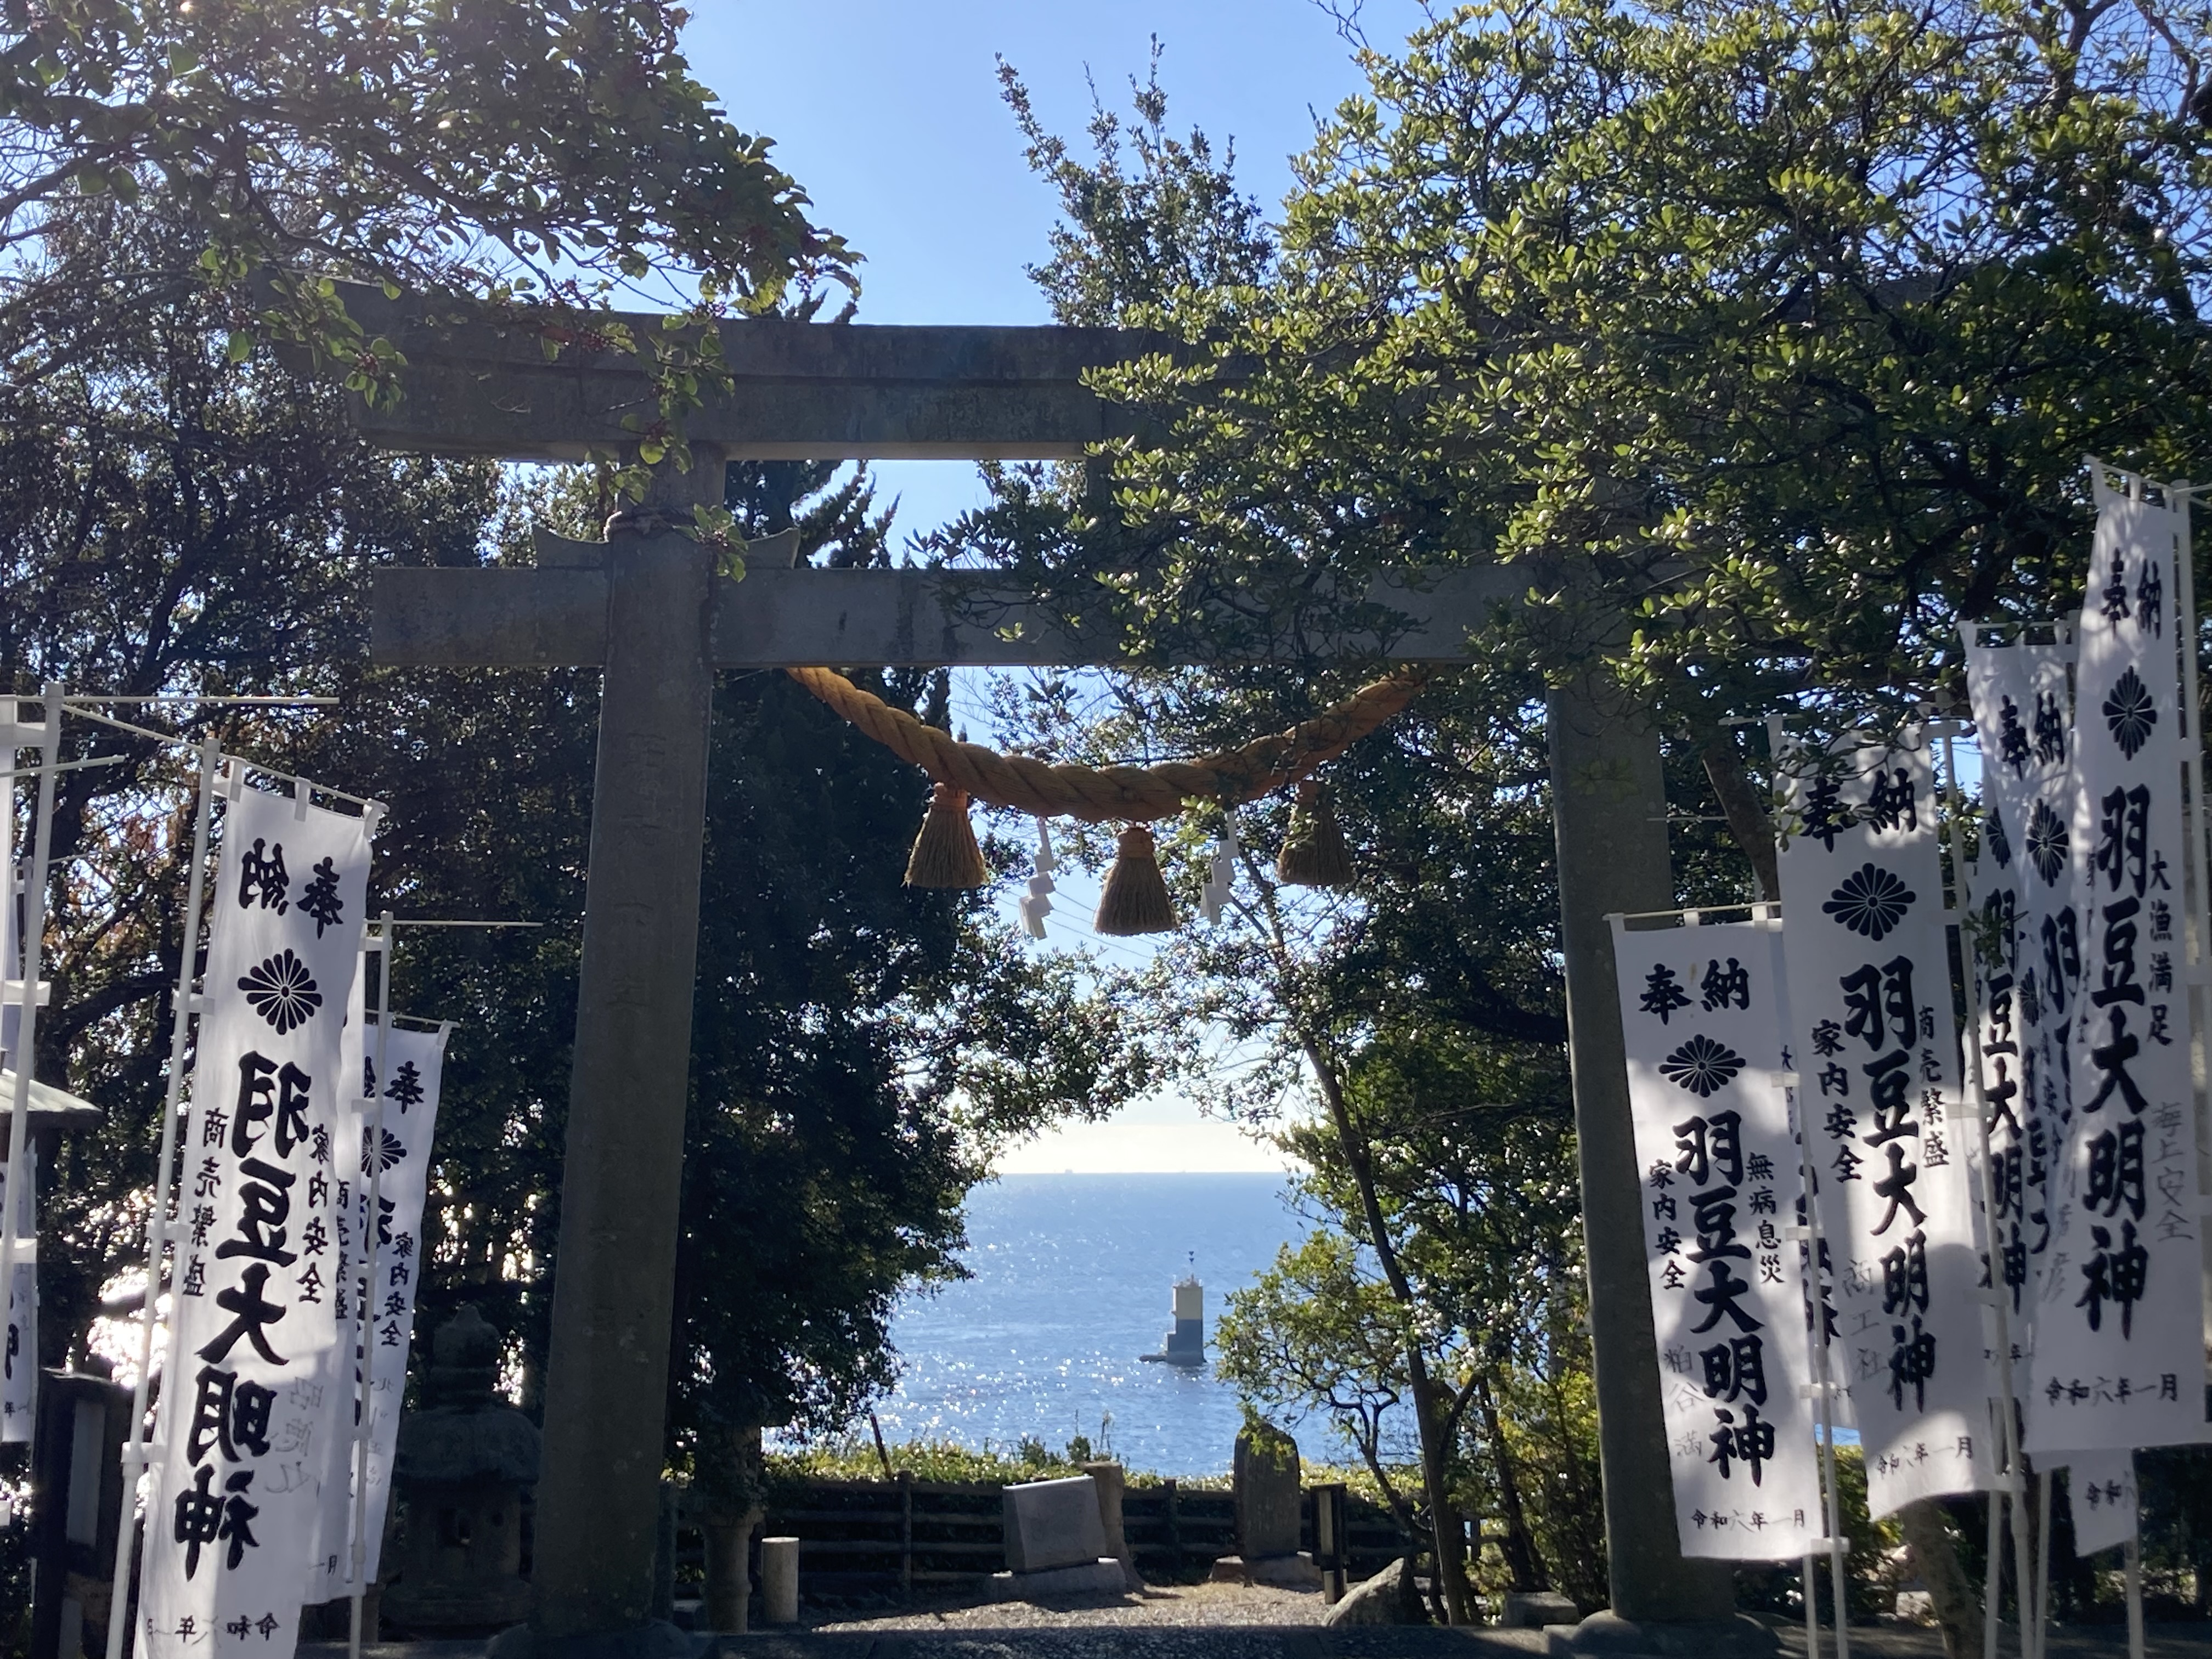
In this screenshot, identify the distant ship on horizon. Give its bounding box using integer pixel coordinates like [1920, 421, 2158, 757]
[1139, 1265, 1207, 1368]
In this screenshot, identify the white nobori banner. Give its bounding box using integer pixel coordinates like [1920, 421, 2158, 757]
[300, 974, 368, 1609]
[1778, 733, 1996, 1516]
[138, 783, 372, 1658]
[1613, 916, 1823, 1558]
[2063, 1448, 2141, 1557]
[1, 764, 36, 1446]
[1, 1144, 33, 1442]
[1962, 635, 2076, 1364]
[357, 1019, 448, 1581]
[2026, 479, 2209, 1453]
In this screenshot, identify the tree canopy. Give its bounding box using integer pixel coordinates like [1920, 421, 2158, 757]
[0, 0, 851, 394]
[977, 0, 2212, 745]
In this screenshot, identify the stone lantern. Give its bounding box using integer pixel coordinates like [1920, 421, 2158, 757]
[383, 1305, 540, 1634]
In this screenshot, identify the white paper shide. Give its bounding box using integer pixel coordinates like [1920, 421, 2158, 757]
[1613, 917, 1822, 1558]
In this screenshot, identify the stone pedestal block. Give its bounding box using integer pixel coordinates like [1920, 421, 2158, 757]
[1547, 1612, 1782, 1659]
[1209, 1552, 1323, 1588]
[1505, 1591, 1582, 1628]
[985, 1559, 1128, 1601]
[1001, 1476, 1106, 1573]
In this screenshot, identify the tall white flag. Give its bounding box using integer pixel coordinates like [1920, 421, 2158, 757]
[1, 1143, 33, 1441]
[2026, 478, 2208, 1453]
[138, 785, 371, 1658]
[1962, 639, 2075, 1358]
[1778, 734, 1996, 1515]
[2062, 1448, 2140, 1557]
[1, 764, 35, 1445]
[300, 978, 369, 1607]
[1613, 916, 1824, 1558]
[358, 1019, 448, 1581]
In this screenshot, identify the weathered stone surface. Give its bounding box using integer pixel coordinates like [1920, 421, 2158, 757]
[1549, 672, 1734, 1628]
[1081, 1462, 1141, 1590]
[1503, 1591, 1581, 1629]
[332, 282, 1178, 462]
[1002, 1476, 1107, 1573]
[1322, 1558, 1427, 1627]
[1546, 1611, 1781, 1659]
[1233, 1427, 1302, 1561]
[1248, 1554, 1322, 1590]
[388, 1306, 541, 1637]
[531, 506, 723, 1642]
[760, 1538, 799, 1626]
[370, 565, 1519, 673]
[394, 1305, 540, 1485]
[1206, 1553, 1322, 1589]
[984, 1560, 1128, 1602]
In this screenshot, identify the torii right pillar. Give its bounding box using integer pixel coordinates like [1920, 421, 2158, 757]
[1548, 670, 1769, 1655]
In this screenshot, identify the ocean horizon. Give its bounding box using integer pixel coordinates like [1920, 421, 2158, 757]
[871, 1171, 1313, 1478]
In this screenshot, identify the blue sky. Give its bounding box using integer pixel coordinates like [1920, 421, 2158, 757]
[678, 1, 1401, 1171]
[684, 0, 1397, 544]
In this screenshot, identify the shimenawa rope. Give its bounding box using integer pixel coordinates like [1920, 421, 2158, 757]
[782, 665, 1425, 823]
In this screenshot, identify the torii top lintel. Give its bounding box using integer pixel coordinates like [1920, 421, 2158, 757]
[337, 283, 1179, 463]
[347, 283, 1513, 670]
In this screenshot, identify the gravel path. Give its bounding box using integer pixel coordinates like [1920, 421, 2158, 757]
[814, 1581, 1347, 1630]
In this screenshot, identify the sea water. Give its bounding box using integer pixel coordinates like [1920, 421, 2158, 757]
[873, 1173, 1311, 1477]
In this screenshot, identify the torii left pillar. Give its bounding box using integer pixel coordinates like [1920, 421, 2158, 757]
[526, 456, 723, 1654]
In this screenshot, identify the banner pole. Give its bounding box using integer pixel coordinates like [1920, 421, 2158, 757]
[1802, 1551, 1821, 1659]
[2034, 1470, 2051, 1659]
[1982, 1492, 2000, 1659]
[2124, 1536, 2146, 1659]
[0, 685, 58, 1402]
[0, 684, 55, 1617]
[1939, 729, 2036, 1659]
[1791, 1066, 1850, 1659]
[348, 910, 394, 1659]
[103, 737, 219, 1659]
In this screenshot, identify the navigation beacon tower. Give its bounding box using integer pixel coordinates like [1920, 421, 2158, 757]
[1141, 1254, 1206, 1368]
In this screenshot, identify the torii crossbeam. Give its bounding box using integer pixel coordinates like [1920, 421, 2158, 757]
[353, 287, 1720, 1655]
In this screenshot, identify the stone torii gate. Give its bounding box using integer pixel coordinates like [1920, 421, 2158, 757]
[349, 288, 1740, 1656]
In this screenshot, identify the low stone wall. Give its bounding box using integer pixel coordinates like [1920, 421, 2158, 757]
[749, 1476, 1404, 1596]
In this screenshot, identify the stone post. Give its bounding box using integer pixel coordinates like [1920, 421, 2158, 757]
[1083, 1461, 1138, 1589]
[1547, 670, 1746, 1645]
[525, 454, 725, 1652]
[760, 1539, 800, 1626]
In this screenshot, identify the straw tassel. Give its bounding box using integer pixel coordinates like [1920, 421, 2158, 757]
[1094, 825, 1176, 935]
[1276, 779, 1355, 887]
[904, 782, 989, 889]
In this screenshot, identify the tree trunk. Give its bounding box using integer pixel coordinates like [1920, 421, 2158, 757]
[1698, 737, 1779, 901]
[702, 1510, 761, 1633]
[1302, 1034, 1476, 1624]
[693, 1420, 765, 1633]
[1478, 1374, 1548, 1592]
[1899, 1498, 1982, 1659]
[1407, 1358, 1474, 1622]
